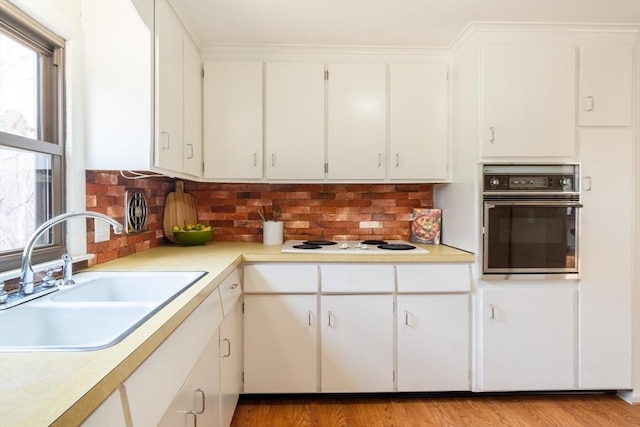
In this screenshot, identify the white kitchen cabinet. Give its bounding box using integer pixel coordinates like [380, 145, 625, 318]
[124, 288, 224, 426]
[327, 63, 386, 179]
[389, 63, 449, 180]
[578, 128, 633, 389]
[158, 331, 221, 427]
[83, 0, 153, 171]
[321, 294, 394, 392]
[155, 0, 184, 172]
[244, 294, 319, 393]
[480, 286, 576, 391]
[579, 45, 633, 126]
[397, 294, 469, 391]
[220, 295, 243, 427]
[203, 61, 263, 180]
[265, 62, 325, 180]
[182, 33, 203, 177]
[81, 389, 126, 427]
[481, 45, 576, 158]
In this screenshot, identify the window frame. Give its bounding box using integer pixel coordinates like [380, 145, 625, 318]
[0, 1, 66, 272]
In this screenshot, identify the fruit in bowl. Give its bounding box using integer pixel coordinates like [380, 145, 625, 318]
[172, 223, 214, 246]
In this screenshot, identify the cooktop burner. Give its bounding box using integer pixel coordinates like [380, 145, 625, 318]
[281, 240, 429, 254]
[362, 240, 388, 245]
[377, 243, 416, 251]
[303, 240, 337, 246]
[293, 244, 323, 250]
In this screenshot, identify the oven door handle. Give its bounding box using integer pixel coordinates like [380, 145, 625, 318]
[485, 201, 583, 208]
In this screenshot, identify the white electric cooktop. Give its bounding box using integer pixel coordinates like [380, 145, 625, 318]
[281, 239, 429, 254]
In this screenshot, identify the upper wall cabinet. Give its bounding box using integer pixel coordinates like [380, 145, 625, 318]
[155, 0, 184, 172]
[83, 0, 153, 171]
[327, 63, 387, 180]
[578, 46, 633, 127]
[389, 63, 449, 180]
[481, 45, 576, 158]
[265, 63, 325, 180]
[203, 61, 263, 180]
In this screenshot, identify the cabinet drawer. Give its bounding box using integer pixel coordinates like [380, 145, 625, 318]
[244, 264, 318, 293]
[123, 288, 223, 427]
[219, 268, 242, 316]
[397, 264, 471, 293]
[321, 264, 394, 293]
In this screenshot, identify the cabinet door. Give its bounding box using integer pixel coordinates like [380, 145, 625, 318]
[158, 331, 221, 427]
[481, 286, 576, 391]
[482, 45, 576, 157]
[182, 34, 202, 177]
[220, 297, 243, 427]
[578, 129, 633, 388]
[266, 63, 325, 180]
[155, 0, 184, 171]
[389, 63, 449, 180]
[397, 294, 469, 391]
[327, 63, 386, 179]
[579, 45, 633, 126]
[203, 61, 263, 180]
[244, 294, 318, 393]
[321, 295, 394, 392]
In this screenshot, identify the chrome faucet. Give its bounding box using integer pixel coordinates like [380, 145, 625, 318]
[19, 211, 123, 295]
[61, 253, 75, 286]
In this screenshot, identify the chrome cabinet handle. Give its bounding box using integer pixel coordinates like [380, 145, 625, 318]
[307, 310, 313, 326]
[583, 176, 592, 192]
[489, 304, 495, 320]
[404, 310, 411, 326]
[194, 388, 205, 414]
[328, 311, 335, 327]
[252, 152, 258, 167]
[489, 126, 495, 144]
[271, 153, 276, 167]
[161, 131, 170, 149]
[585, 95, 595, 111]
[377, 153, 382, 167]
[395, 153, 400, 167]
[229, 283, 239, 290]
[221, 338, 231, 358]
[186, 143, 194, 159]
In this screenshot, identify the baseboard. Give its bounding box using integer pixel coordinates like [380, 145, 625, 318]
[617, 389, 640, 405]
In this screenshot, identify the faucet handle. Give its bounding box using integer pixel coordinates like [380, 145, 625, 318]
[41, 267, 59, 288]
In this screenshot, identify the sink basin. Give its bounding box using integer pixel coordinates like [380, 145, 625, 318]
[0, 304, 153, 350]
[52, 271, 206, 303]
[0, 270, 206, 351]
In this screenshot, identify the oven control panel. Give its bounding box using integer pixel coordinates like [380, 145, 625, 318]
[484, 174, 575, 192]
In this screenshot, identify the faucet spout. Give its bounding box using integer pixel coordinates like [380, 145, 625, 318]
[19, 211, 123, 295]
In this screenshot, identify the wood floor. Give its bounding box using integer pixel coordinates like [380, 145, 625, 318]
[230, 392, 640, 427]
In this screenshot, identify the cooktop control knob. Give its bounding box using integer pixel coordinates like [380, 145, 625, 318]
[490, 177, 500, 187]
[560, 177, 572, 187]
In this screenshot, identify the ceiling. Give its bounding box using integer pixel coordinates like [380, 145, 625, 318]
[172, 0, 640, 49]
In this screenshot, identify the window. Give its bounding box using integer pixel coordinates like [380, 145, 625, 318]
[0, 3, 65, 272]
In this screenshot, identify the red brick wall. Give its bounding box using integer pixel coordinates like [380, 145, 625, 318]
[86, 171, 434, 264]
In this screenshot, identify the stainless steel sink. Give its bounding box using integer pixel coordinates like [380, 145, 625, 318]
[0, 271, 206, 351]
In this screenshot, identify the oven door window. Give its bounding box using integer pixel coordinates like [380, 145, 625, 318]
[484, 204, 577, 273]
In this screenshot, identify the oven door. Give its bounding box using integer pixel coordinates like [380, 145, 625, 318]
[483, 200, 582, 276]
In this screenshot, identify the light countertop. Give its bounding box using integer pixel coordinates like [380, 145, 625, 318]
[0, 242, 473, 426]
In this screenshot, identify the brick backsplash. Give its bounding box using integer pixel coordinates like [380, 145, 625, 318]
[86, 171, 434, 265]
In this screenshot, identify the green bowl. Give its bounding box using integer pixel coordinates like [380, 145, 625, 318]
[173, 230, 213, 246]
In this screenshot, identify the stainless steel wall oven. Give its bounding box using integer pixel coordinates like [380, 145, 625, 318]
[482, 164, 581, 278]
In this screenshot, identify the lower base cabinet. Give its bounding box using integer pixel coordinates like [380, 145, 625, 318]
[480, 286, 576, 391]
[321, 294, 394, 392]
[159, 331, 222, 427]
[244, 294, 318, 393]
[220, 296, 243, 426]
[397, 294, 469, 391]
